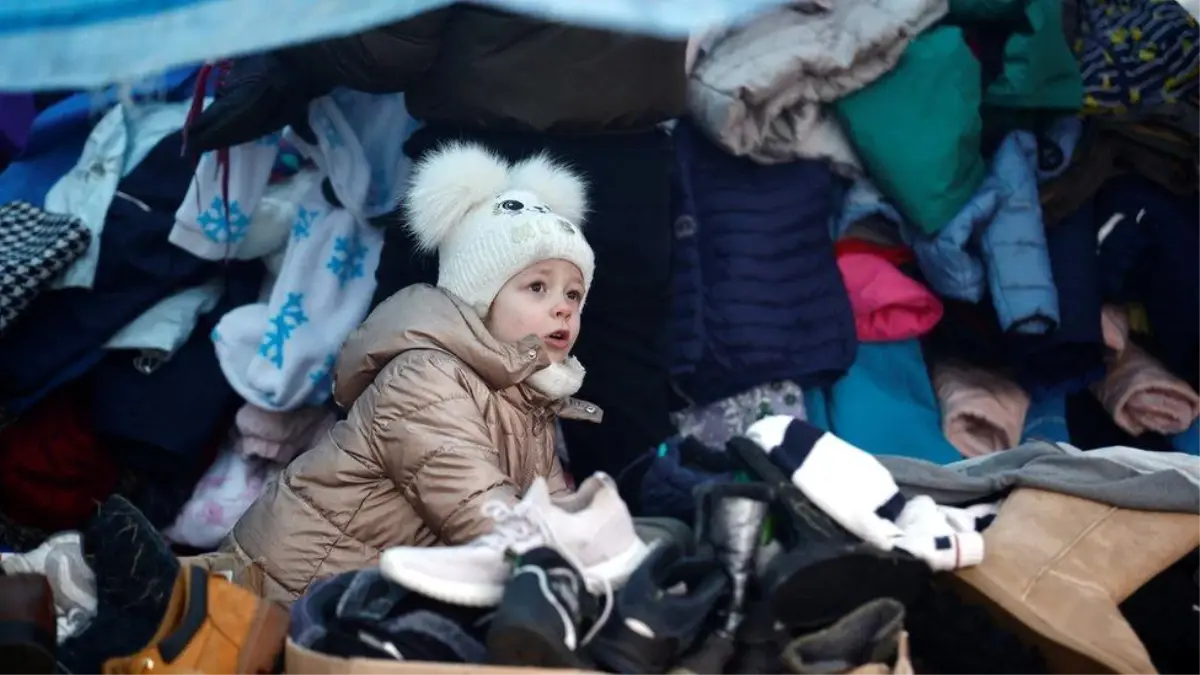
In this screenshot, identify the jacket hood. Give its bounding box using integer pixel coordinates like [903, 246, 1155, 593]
[333, 284, 553, 408]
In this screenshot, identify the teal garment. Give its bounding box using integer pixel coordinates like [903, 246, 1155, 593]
[803, 341, 962, 465]
[949, 0, 1083, 111]
[835, 27, 987, 235]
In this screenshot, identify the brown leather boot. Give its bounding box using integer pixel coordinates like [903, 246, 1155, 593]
[0, 572, 57, 673]
[948, 487, 1199, 674]
[103, 564, 289, 674]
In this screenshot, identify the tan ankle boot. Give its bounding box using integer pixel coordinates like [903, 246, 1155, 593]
[103, 564, 289, 674]
[949, 487, 1199, 674]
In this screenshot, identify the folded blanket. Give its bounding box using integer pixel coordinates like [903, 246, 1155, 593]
[1093, 343, 1200, 436]
[687, 0, 947, 172]
[1095, 303, 1199, 435]
[933, 361, 1029, 458]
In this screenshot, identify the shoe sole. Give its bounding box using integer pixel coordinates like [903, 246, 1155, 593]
[379, 541, 650, 608]
[766, 545, 930, 630]
[236, 599, 291, 674]
[378, 551, 506, 607]
[582, 539, 651, 591]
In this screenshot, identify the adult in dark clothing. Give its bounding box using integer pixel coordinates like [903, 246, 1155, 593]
[186, 5, 685, 482]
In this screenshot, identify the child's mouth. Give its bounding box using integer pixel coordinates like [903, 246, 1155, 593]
[543, 330, 570, 349]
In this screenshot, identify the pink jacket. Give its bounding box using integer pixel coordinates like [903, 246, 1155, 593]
[837, 253, 943, 342]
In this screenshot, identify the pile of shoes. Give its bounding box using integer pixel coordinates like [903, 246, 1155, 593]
[304, 467, 925, 675]
[2, 426, 1195, 675]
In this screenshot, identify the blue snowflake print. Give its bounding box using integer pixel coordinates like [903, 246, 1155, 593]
[258, 293, 309, 368]
[326, 233, 367, 286]
[196, 196, 250, 244]
[292, 206, 320, 240]
[306, 354, 338, 405]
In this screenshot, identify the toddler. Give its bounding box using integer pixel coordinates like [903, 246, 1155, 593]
[224, 142, 599, 604]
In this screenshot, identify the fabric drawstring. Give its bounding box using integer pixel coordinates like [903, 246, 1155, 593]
[182, 59, 232, 153]
[182, 60, 236, 262]
[478, 500, 614, 648]
[181, 62, 212, 157]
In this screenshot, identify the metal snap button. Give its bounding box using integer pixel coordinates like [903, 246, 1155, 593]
[674, 214, 697, 239]
[585, 405, 596, 414]
[526, 349, 537, 360]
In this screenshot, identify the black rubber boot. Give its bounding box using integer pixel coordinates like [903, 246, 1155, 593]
[726, 436, 930, 630]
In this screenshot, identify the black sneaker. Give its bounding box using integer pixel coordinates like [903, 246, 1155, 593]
[586, 542, 729, 674]
[485, 547, 600, 669]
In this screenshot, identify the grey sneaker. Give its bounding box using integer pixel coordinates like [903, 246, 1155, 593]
[380, 472, 649, 607]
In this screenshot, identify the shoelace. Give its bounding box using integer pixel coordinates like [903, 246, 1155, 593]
[57, 607, 92, 643]
[478, 500, 614, 647]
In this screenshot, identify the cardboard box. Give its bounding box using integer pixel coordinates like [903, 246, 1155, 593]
[285, 638, 598, 675]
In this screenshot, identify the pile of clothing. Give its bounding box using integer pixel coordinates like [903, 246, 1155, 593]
[674, 0, 1200, 466]
[0, 73, 403, 550]
[0, 0, 1194, 558]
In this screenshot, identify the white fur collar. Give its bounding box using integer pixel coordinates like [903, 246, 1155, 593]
[526, 356, 586, 400]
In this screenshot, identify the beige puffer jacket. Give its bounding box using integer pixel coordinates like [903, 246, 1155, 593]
[225, 284, 601, 604]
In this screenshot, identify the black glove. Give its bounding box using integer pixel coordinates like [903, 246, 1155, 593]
[185, 53, 328, 154]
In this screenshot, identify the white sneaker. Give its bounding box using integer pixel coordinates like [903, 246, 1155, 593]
[379, 472, 649, 607]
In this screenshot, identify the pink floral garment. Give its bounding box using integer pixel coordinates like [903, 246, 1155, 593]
[672, 380, 806, 449]
[165, 447, 279, 550]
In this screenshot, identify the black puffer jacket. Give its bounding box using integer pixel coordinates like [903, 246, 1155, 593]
[189, 5, 685, 151]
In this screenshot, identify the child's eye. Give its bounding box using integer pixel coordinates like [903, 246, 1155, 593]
[567, 290, 583, 302]
[529, 281, 545, 293]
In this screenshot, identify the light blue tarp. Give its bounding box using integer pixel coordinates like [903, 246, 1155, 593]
[0, 0, 787, 91]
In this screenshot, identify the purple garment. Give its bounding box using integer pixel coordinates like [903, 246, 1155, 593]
[0, 93, 36, 162]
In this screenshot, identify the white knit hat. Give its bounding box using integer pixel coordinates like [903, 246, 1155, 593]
[403, 142, 595, 315]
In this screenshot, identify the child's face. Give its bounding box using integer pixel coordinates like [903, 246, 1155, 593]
[487, 259, 585, 363]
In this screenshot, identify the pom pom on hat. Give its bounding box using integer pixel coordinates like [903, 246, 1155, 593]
[402, 142, 596, 314]
[404, 142, 511, 253]
[507, 153, 588, 225]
